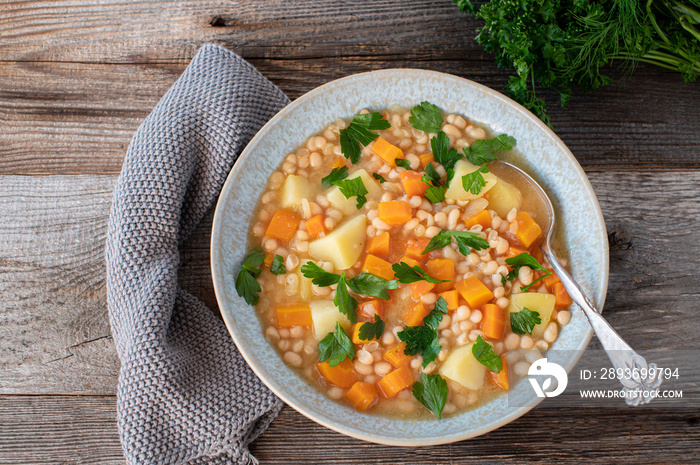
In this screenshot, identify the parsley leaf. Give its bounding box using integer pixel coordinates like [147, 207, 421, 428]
[395, 158, 412, 170]
[321, 166, 349, 188]
[510, 307, 542, 335]
[422, 230, 490, 256]
[270, 254, 287, 275]
[413, 373, 448, 419]
[463, 134, 517, 165]
[318, 322, 356, 367]
[334, 273, 358, 324]
[461, 165, 489, 195]
[424, 164, 441, 185]
[488, 133, 517, 153]
[505, 252, 552, 291]
[409, 101, 443, 133]
[372, 172, 387, 183]
[398, 325, 441, 368]
[472, 335, 502, 373]
[423, 297, 449, 330]
[300, 261, 341, 287]
[336, 176, 368, 209]
[340, 113, 390, 163]
[425, 185, 446, 203]
[431, 131, 463, 171]
[346, 272, 398, 300]
[392, 262, 449, 284]
[235, 251, 266, 305]
[358, 314, 385, 341]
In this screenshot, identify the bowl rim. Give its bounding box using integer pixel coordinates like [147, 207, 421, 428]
[211, 68, 609, 445]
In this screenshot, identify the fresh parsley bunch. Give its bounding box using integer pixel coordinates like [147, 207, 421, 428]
[454, 0, 700, 126]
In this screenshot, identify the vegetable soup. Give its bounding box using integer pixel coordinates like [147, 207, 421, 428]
[236, 102, 573, 419]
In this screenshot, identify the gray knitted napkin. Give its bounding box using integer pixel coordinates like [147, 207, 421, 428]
[105, 44, 290, 464]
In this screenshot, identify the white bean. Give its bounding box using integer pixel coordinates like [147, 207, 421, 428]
[283, 351, 303, 367]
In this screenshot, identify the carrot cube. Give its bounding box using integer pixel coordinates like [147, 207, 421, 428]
[345, 382, 378, 411]
[384, 342, 413, 368]
[491, 357, 509, 391]
[506, 246, 529, 259]
[481, 303, 505, 339]
[372, 137, 404, 166]
[405, 237, 431, 259]
[455, 276, 494, 309]
[511, 212, 542, 249]
[265, 209, 301, 243]
[404, 302, 430, 326]
[276, 304, 312, 327]
[317, 359, 358, 388]
[358, 299, 383, 321]
[464, 209, 492, 230]
[332, 157, 346, 169]
[377, 366, 414, 398]
[400, 255, 422, 269]
[367, 231, 391, 257]
[361, 254, 395, 281]
[305, 214, 325, 238]
[400, 170, 429, 198]
[426, 258, 455, 293]
[264, 253, 274, 266]
[352, 323, 380, 344]
[553, 282, 573, 307]
[438, 290, 460, 310]
[418, 153, 434, 168]
[543, 272, 561, 291]
[378, 201, 412, 226]
[410, 281, 435, 300]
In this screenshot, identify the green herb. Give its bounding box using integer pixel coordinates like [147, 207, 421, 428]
[501, 274, 507, 286]
[235, 251, 265, 305]
[336, 176, 369, 209]
[461, 165, 490, 196]
[505, 252, 552, 291]
[422, 164, 447, 204]
[395, 158, 412, 170]
[422, 230, 490, 256]
[372, 172, 387, 183]
[423, 297, 449, 329]
[423, 164, 442, 185]
[340, 112, 391, 163]
[425, 185, 446, 203]
[398, 325, 442, 368]
[463, 134, 517, 165]
[413, 373, 449, 419]
[453, 0, 700, 126]
[318, 322, 356, 366]
[300, 261, 340, 287]
[510, 307, 542, 335]
[409, 101, 444, 133]
[321, 166, 349, 188]
[270, 254, 287, 275]
[334, 273, 359, 324]
[358, 314, 385, 341]
[346, 271, 398, 300]
[392, 262, 450, 284]
[431, 131, 463, 171]
[472, 335, 502, 373]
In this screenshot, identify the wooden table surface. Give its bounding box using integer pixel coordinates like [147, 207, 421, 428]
[1, 1, 699, 463]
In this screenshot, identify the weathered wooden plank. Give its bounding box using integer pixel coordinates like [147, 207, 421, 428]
[0, 396, 696, 465]
[1, 171, 698, 396]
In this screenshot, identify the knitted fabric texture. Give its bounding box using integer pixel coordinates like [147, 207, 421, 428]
[105, 44, 290, 464]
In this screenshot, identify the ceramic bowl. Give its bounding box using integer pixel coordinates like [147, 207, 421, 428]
[211, 69, 608, 445]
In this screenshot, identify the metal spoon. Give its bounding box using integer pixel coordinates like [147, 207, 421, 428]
[494, 161, 663, 406]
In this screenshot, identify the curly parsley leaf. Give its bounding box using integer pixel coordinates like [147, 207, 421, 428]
[235, 251, 266, 305]
[398, 325, 441, 368]
[510, 307, 542, 335]
[340, 112, 390, 163]
[461, 165, 489, 195]
[372, 172, 387, 183]
[270, 254, 287, 275]
[358, 314, 385, 341]
[392, 262, 449, 285]
[431, 131, 463, 171]
[335, 273, 358, 324]
[424, 297, 449, 330]
[505, 252, 552, 291]
[422, 230, 490, 256]
[472, 335, 502, 373]
[300, 261, 341, 287]
[409, 101, 443, 133]
[336, 176, 368, 209]
[318, 322, 356, 367]
[346, 272, 398, 300]
[321, 166, 349, 188]
[413, 373, 448, 419]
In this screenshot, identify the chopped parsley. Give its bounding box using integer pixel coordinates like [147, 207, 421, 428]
[346, 271, 398, 300]
[235, 251, 265, 305]
[462, 134, 517, 165]
[318, 322, 356, 367]
[336, 176, 369, 209]
[423, 296, 449, 329]
[431, 131, 462, 171]
[321, 166, 349, 188]
[510, 307, 542, 335]
[462, 165, 490, 195]
[269, 254, 287, 275]
[413, 373, 448, 419]
[358, 314, 385, 341]
[505, 252, 552, 291]
[339, 112, 391, 163]
[472, 335, 502, 373]
[409, 101, 443, 133]
[395, 158, 412, 170]
[422, 230, 490, 256]
[392, 262, 449, 285]
[372, 172, 387, 183]
[397, 298, 448, 368]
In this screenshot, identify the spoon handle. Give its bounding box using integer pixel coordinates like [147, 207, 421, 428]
[541, 244, 663, 405]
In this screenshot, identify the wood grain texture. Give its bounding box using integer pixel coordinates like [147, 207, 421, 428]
[0, 397, 696, 465]
[0, 1, 699, 174]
